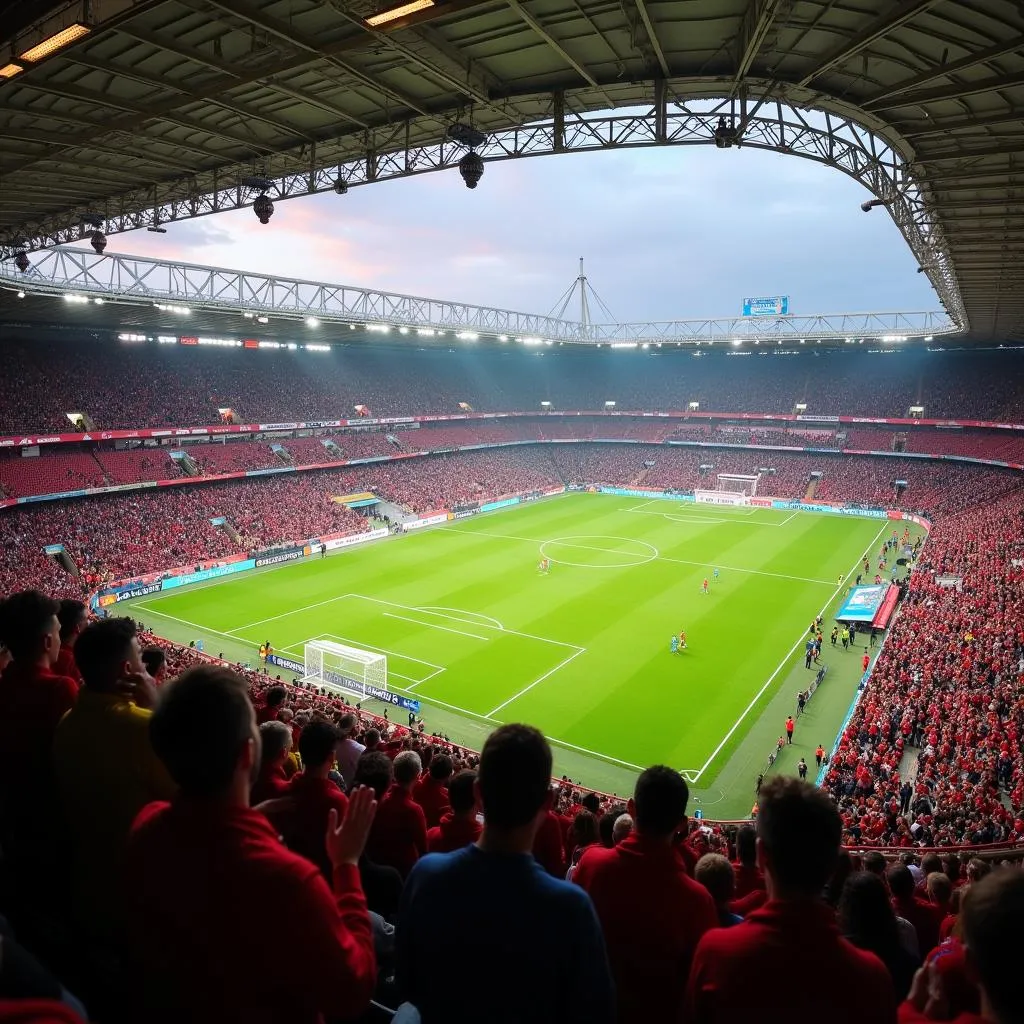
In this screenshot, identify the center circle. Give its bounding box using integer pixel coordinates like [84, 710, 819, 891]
[539, 535, 659, 569]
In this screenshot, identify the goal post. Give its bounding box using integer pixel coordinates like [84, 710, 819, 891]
[693, 472, 760, 505]
[302, 640, 387, 700]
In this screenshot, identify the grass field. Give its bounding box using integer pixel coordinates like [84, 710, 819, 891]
[128, 493, 912, 818]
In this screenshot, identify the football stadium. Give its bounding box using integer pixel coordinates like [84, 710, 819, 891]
[1, 0, 1023, 1021]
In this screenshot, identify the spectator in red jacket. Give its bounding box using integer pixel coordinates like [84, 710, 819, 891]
[255, 684, 287, 725]
[250, 720, 293, 805]
[532, 795, 568, 877]
[267, 719, 349, 879]
[125, 665, 377, 1024]
[575, 765, 717, 1024]
[426, 769, 481, 853]
[366, 749, 427, 878]
[731, 824, 765, 898]
[0, 590, 79, 860]
[900, 869, 1024, 1024]
[686, 777, 897, 1023]
[412, 752, 452, 828]
[889, 863, 942, 956]
[54, 599, 87, 686]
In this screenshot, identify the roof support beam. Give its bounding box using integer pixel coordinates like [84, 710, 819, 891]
[865, 36, 1024, 105]
[732, 0, 784, 88]
[797, 0, 942, 87]
[0, 126, 200, 174]
[903, 110, 1024, 139]
[866, 71, 1024, 109]
[632, 0, 669, 78]
[919, 143, 1024, 162]
[504, 0, 600, 89]
[201, 0, 431, 118]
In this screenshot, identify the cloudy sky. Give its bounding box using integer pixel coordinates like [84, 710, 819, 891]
[119, 143, 938, 323]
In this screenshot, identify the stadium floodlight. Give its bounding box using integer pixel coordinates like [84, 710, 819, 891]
[498, 335, 509, 341]
[16, 290, 25, 299]
[19, 23, 91, 62]
[0, 62, 24, 79]
[305, 343, 330, 352]
[416, 328, 435, 337]
[457, 331, 479, 341]
[256, 315, 269, 324]
[731, 339, 742, 346]
[688, 402, 699, 411]
[364, 0, 434, 28]
[540, 400, 552, 407]
[604, 400, 616, 408]
[306, 317, 319, 328]
[795, 402, 807, 411]
[302, 640, 387, 700]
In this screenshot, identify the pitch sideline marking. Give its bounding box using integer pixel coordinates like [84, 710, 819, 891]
[688, 520, 890, 784]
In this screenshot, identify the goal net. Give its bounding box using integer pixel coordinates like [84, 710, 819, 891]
[302, 640, 387, 700]
[693, 473, 759, 505]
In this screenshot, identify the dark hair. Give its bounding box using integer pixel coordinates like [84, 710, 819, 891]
[920, 852, 942, 877]
[265, 686, 287, 709]
[477, 724, 552, 829]
[961, 869, 1024, 1021]
[363, 728, 380, 747]
[57, 599, 88, 642]
[298, 719, 341, 770]
[149, 666, 254, 797]
[886, 863, 915, 900]
[633, 765, 689, 837]
[74, 617, 137, 691]
[757, 777, 841, 893]
[839, 872, 902, 954]
[429, 753, 453, 781]
[448, 770, 476, 814]
[0, 590, 58, 660]
[571, 810, 599, 848]
[863, 851, 888, 876]
[351, 750, 394, 798]
[141, 646, 167, 677]
[581, 792, 600, 815]
[736, 824, 757, 866]
[599, 808, 625, 848]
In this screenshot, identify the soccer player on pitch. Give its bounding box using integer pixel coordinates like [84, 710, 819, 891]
[678, 629, 688, 650]
[670, 635, 679, 655]
[701, 577, 709, 595]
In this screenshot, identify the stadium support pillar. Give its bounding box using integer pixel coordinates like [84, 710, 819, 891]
[553, 91, 565, 152]
[654, 78, 667, 142]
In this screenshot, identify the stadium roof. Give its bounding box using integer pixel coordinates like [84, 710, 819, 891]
[1, 0, 1022, 341]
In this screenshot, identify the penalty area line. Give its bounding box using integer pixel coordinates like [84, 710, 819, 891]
[485, 647, 586, 717]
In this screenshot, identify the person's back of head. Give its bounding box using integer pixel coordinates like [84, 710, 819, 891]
[735, 824, 757, 866]
[886, 863, 915, 900]
[581, 792, 600, 815]
[265, 685, 287, 710]
[838, 871, 900, 950]
[630, 765, 689, 839]
[864, 851, 888, 877]
[74, 617, 141, 693]
[338, 712, 357, 738]
[0, 590, 60, 664]
[960, 868, 1024, 1024]
[695, 853, 734, 907]
[150, 666, 256, 799]
[447, 769, 477, 817]
[920, 852, 942, 878]
[363, 728, 380, 749]
[141, 646, 167, 682]
[259, 720, 292, 769]
[571, 810, 599, 849]
[757, 776, 841, 897]
[611, 813, 633, 845]
[428, 752, 453, 782]
[966, 857, 991, 884]
[394, 749, 422, 788]
[353, 750, 394, 798]
[298, 719, 341, 772]
[57, 599, 88, 646]
[926, 871, 952, 906]
[477, 723, 552, 831]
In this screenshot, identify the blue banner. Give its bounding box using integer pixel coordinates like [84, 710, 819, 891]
[837, 584, 889, 622]
[743, 295, 790, 317]
[594, 486, 695, 502]
[44, 543, 65, 554]
[161, 559, 256, 590]
[480, 497, 520, 513]
[771, 500, 889, 519]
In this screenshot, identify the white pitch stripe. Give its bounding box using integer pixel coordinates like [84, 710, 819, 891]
[383, 611, 489, 642]
[657, 554, 834, 587]
[485, 647, 586, 717]
[689, 520, 890, 784]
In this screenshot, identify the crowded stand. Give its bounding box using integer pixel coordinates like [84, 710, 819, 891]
[3, 350, 1024, 1023]
[4, 339, 1024, 431]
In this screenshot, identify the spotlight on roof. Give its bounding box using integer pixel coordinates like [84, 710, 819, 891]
[16, 290, 25, 299]
[364, 0, 434, 28]
[89, 230, 107, 254]
[253, 194, 274, 225]
[860, 197, 891, 212]
[448, 123, 487, 190]
[333, 176, 348, 195]
[713, 116, 738, 149]
[306, 317, 320, 328]
[14, 251, 29, 273]
[19, 23, 91, 62]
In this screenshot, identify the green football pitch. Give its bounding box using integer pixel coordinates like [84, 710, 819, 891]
[128, 493, 911, 819]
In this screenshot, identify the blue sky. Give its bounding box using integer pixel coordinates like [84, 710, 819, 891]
[120, 144, 938, 322]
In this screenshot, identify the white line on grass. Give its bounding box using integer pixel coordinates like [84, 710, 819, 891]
[486, 648, 586, 717]
[688, 520, 891, 784]
[657, 554, 834, 587]
[416, 606, 505, 630]
[383, 612, 489, 642]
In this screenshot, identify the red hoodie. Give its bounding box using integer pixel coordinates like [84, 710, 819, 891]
[427, 813, 482, 853]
